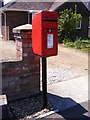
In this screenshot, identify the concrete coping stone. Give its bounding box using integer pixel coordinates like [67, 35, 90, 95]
[13, 24, 32, 33]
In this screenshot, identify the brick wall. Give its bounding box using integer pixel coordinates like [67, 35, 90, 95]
[2, 26, 9, 40]
[2, 11, 28, 40]
[2, 30, 40, 101]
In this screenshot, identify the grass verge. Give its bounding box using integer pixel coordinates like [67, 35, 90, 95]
[62, 38, 90, 53]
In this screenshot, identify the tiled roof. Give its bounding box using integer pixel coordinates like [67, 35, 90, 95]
[1, 0, 90, 12]
[49, 0, 66, 11]
[51, 0, 90, 12]
[83, 2, 90, 12]
[2, 0, 54, 11]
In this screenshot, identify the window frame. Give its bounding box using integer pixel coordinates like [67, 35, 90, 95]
[28, 12, 36, 24]
[76, 20, 82, 30]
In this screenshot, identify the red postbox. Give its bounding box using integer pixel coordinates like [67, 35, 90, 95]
[32, 11, 58, 57]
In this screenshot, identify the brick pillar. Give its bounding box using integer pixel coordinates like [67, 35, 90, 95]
[21, 30, 39, 65]
[20, 30, 40, 99]
[15, 30, 32, 60]
[21, 30, 32, 59]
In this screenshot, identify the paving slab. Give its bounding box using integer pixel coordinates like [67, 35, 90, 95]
[47, 75, 89, 110]
[45, 100, 90, 119]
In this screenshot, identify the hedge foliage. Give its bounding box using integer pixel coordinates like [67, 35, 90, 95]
[58, 6, 82, 43]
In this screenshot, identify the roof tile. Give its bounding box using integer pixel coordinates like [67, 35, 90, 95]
[3, 1, 54, 10]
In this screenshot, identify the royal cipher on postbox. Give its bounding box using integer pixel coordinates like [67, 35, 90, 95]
[32, 11, 58, 57]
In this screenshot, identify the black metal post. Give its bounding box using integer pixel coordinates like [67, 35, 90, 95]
[42, 57, 47, 109]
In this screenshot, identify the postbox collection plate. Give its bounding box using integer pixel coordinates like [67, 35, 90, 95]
[47, 34, 53, 49]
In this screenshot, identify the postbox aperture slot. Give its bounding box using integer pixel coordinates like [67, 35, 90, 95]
[43, 18, 57, 22]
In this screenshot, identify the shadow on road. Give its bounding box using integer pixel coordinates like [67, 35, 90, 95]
[47, 93, 90, 119]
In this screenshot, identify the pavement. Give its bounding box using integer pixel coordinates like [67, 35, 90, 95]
[45, 100, 90, 119]
[45, 75, 90, 119]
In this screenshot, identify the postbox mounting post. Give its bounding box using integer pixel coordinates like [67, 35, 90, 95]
[32, 10, 58, 109]
[42, 57, 47, 108]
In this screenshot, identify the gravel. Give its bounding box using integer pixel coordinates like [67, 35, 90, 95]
[40, 68, 80, 85]
[9, 95, 55, 119]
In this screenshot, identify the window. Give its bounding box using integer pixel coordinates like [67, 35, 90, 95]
[32, 13, 35, 19]
[28, 13, 32, 24]
[28, 13, 36, 24]
[76, 20, 82, 29]
[89, 17, 90, 27]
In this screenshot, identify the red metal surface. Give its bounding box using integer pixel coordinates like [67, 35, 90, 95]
[32, 11, 58, 57]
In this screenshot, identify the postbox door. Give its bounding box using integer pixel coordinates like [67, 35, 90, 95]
[42, 29, 58, 57]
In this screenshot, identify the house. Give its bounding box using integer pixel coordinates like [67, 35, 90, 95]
[0, 0, 90, 40]
[0, 0, 56, 40]
[0, 0, 4, 38]
[50, 0, 90, 38]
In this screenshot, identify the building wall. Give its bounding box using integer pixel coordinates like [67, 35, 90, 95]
[76, 17, 89, 38]
[88, 17, 90, 38]
[2, 26, 9, 40]
[1, 30, 40, 101]
[2, 11, 28, 40]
